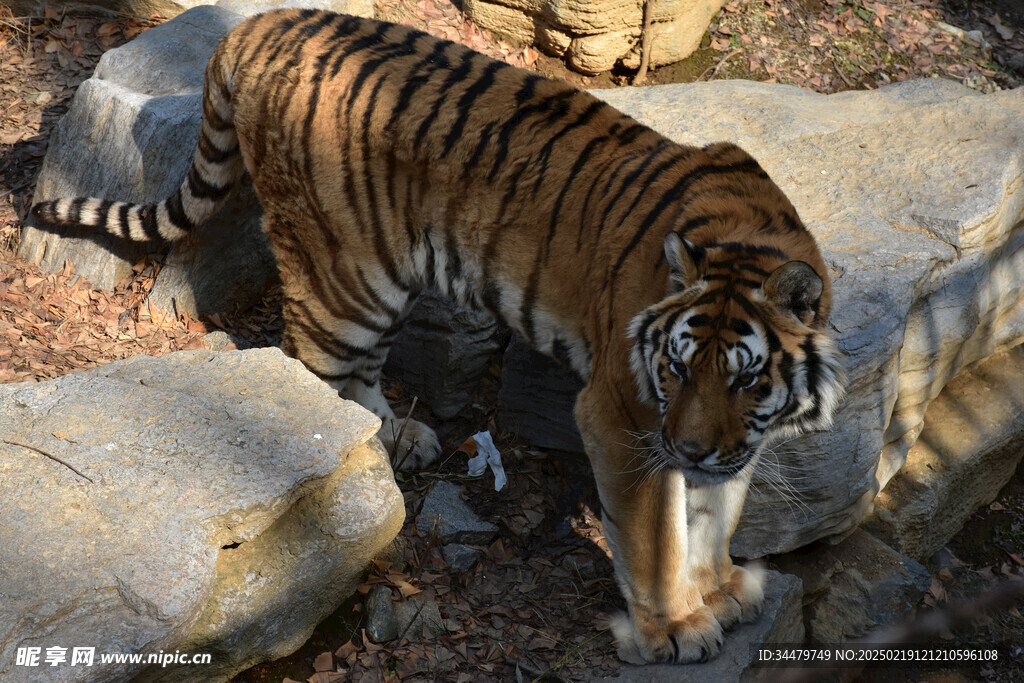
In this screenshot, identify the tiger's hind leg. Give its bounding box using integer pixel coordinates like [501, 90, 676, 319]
[272, 229, 441, 470]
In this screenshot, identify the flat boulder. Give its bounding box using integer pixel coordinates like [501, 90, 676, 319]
[0, 348, 404, 682]
[864, 346, 1024, 558]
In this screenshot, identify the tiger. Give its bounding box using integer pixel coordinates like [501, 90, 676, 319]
[31, 9, 845, 664]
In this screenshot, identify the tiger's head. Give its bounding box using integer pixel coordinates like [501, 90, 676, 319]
[628, 232, 845, 485]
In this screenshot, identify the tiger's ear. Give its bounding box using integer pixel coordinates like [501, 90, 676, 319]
[763, 261, 822, 323]
[664, 232, 704, 291]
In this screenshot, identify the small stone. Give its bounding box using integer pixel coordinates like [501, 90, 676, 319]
[202, 330, 232, 350]
[416, 481, 498, 545]
[364, 586, 399, 644]
[561, 552, 599, 579]
[394, 597, 445, 644]
[931, 546, 962, 574]
[443, 543, 483, 573]
[20, 5, 278, 316]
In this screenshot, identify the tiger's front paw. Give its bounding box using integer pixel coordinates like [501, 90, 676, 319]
[610, 606, 724, 664]
[702, 563, 765, 630]
[378, 417, 441, 470]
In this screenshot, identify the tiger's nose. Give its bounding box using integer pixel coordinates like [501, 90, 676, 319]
[677, 442, 714, 462]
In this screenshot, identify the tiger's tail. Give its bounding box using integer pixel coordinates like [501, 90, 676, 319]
[31, 43, 243, 245]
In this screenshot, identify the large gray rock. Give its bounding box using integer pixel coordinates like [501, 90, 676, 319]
[21, 0, 373, 315]
[594, 80, 1024, 558]
[775, 529, 932, 643]
[19, 5, 272, 316]
[864, 345, 1024, 559]
[0, 348, 404, 682]
[385, 292, 506, 420]
[497, 335, 584, 452]
[610, 570, 804, 683]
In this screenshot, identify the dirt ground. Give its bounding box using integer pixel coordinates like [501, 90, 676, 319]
[1, 1, 1022, 681]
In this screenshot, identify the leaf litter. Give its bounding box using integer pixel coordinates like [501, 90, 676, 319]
[2, 1, 1023, 681]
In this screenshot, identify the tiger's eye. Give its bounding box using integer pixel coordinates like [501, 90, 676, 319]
[735, 373, 758, 390]
[669, 360, 688, 380]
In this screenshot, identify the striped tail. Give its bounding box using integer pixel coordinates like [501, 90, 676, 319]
[31, 44, 244, 244]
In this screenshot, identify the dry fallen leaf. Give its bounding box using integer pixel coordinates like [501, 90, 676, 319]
[334, 640, 358, 661]
[312, 651, 333, 672]
[456, 435, 478, 457]
[396, 579, 422, 599]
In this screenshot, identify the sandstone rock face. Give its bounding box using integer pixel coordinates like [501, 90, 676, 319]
[0, 348, 404, 682]
[567, 27, 640, 74]
[463, 0, 726, 74]
[462, 0, 537, 43]
[611, 570, 804, 682]
[498, 80, 1024, 559]
[620, 7, 721, 70]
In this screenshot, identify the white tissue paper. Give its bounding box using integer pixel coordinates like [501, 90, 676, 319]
[466, 430, 507, 491]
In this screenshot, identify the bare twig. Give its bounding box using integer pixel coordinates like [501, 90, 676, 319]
[392, 396, 418, 470]
[830, 49, 856, 87]
[3, 439, 94, 483]
[0, 180, 34, 204]
[698, 48, 742, 81]
[533, 628, 608, 681]
[0, 18, 29, 35]
[633, 0, 654, 85]
[514, 658, 563, 682]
